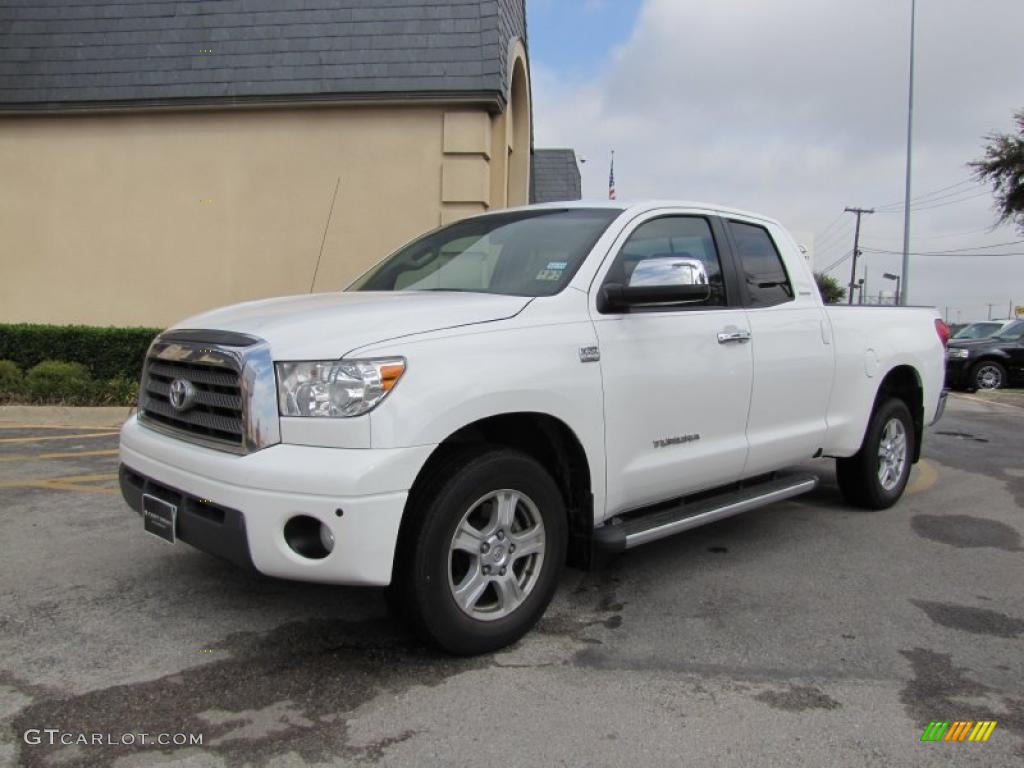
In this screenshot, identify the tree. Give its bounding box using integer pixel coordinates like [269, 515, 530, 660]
[970, 108, 1024, 234]
[814, 271, 846, 304]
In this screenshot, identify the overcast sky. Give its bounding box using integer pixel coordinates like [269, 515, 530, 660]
[529, 0, 1024, 320]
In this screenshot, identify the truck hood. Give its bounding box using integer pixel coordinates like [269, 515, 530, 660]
[171, 291, 531, 359]
[947, 337, 999, 350]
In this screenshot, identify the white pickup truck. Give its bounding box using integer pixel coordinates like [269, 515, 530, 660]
[119, 201, 947, 654]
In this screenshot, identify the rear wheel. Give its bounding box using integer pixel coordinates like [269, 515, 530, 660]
[836, 397, 915, 510]
[971, 360, 1006, 391]
[389, 447, 566, 655]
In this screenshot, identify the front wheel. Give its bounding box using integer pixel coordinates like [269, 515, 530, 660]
[390, 447, 567, 655]
[836, 397, 915, 510]
[971, 360, 1006, 391]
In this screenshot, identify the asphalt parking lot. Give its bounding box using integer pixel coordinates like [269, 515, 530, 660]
[1, 396, 1021, 767]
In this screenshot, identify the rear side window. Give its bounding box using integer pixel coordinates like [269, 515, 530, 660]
[728, 221, 793, 307]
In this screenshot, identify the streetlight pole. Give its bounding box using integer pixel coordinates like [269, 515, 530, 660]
[900, 0, 916, 305]
[880, 272, 897, 305]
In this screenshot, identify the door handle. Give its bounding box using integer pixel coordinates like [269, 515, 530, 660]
[717, 329, 752, 344]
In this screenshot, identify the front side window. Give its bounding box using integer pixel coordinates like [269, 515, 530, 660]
[728, 220, 793, 307]
[349, 208, 620, 297]
[602, 216, 727, 306]
[995, 320, 1024, 341]
[953, 322, 1002, 339]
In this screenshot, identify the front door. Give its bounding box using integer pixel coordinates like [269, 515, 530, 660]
[591, 213, 753, 517]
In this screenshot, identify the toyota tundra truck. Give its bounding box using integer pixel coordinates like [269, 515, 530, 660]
[119, 201, 948, 654]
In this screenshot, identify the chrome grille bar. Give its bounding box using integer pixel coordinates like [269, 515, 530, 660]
[137, 331, 280, 454]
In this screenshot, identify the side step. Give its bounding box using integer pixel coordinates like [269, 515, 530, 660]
[593, 472, 818, 554]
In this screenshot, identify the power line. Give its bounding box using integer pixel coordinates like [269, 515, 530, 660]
[874, 189, 990, 214]
[866, 223, 1005, 243]
[872, 178, 977, 210]
[820, 250, 853, 274]
[813, 212, 847, 241]
[881, 239, 1023, 255]
[861, 247, 1024, 258]
[814, 220, 854, 252]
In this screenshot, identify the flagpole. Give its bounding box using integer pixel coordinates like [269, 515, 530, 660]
[608, 149, 616, 200]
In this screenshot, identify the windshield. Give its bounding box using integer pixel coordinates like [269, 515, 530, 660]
[349, 208, 621, 297]
[953, 322, 1002, 339]
[994, 319, 1024, 340]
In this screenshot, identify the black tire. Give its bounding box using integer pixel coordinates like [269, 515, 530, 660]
[970, 360, 1006, 391]
[836, 397, 915, 510]
[389, 446, 567, 655]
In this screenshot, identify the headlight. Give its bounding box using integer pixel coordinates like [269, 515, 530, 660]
[946, 348, 970, 360]
[275, 358, 405, 417]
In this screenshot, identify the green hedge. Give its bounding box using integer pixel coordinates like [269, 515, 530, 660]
[0, 359, 140, 406]
[0, 323, 161, 381]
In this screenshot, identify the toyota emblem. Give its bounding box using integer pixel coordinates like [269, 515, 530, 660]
[168, 378, 197, 412]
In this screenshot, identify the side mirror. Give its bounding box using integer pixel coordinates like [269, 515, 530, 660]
[600, 257, 712, 312]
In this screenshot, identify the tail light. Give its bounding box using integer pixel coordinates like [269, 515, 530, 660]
[935, 319, 951, 347]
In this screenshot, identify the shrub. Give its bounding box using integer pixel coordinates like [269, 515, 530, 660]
[92, 376, 139, 407]
[24, 360, 93, 404]
[0, 359, 23, 395]
[0, 324, 161, 381]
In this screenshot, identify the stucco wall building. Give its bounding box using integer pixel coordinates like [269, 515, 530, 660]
[0, 0, 579, 327]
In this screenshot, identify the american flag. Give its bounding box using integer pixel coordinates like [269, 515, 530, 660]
[608, 150, 616, 200]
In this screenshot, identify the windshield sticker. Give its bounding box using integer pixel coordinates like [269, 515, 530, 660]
[536, 261, 567, 281]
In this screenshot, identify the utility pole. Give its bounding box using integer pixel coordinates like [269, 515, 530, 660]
[900, 0, 917, 305]
[986, 303, 995, 320]
[844, 207, 874, 305]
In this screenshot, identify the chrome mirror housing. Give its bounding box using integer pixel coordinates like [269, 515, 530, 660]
[628, 257, 709, 288]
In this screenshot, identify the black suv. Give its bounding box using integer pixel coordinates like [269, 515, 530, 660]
[945, 319, 1024, 390]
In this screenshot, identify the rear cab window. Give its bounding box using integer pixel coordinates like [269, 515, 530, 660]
[727, 220, 794, 307]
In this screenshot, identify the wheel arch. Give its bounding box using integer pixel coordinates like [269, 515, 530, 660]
[399, 412, 595, 569]
[874, 364, 924, 462]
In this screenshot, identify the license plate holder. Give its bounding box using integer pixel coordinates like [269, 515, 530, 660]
[142, 493, 177, 544]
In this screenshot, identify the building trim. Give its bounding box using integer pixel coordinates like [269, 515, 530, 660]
[0, 90, 506, 118]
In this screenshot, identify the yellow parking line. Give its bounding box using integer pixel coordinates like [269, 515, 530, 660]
[45, 473, 119, 483]
[0, 449, 119, 463]
[906, 459, 938, 495]
[0, 423, 122, 431]
[0, 473, 119, 495]
[953, 394, 1024, 411]
[0, 431, 119, 445]
[0, 479, 117, 495]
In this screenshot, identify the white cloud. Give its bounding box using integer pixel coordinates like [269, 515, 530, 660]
[533, 0, 1024, 315]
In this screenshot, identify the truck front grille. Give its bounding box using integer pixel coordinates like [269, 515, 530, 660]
[140, 358, 245, 447]
[137, 330, 280, 454]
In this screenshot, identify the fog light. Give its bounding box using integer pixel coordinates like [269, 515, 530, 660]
[283, 515, 333, 559]
[319, 524, 335, 553]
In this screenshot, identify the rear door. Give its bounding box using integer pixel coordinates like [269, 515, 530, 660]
[723, 218, 835, 476]
[591, 212, 753, 517]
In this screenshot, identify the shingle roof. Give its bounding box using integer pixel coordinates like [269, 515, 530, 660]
[0, 0, 526, 112]
[530, 149, 581, 204]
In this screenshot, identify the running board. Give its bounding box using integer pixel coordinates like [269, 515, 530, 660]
[593, 472, 818, 553]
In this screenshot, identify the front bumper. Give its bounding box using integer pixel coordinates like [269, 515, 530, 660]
[119, 415, 435, 586]
[945, 357, 972, 389]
